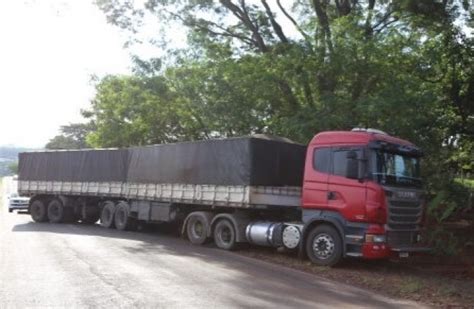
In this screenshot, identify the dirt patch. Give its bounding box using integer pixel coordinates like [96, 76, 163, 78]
[235, 246, 474, 307]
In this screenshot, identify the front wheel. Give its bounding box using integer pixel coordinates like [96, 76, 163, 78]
[305, 224, 343, 267]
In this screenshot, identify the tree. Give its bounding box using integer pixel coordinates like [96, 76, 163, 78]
[46, 123, 93, 149]
[93, 0, 472, 142]
[89, 0, 473, 172]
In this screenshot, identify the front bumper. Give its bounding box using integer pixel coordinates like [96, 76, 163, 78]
[353, 225, 430, 259]
[361, 242, 431, 259]
[9, 204, 29, 210]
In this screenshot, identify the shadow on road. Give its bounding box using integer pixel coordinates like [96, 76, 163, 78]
[10, 219, 409, 308]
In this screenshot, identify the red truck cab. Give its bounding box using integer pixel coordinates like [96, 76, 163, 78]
[301, 129, 427, 265]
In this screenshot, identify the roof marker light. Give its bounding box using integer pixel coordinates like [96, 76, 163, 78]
[351, 128, 388, 135]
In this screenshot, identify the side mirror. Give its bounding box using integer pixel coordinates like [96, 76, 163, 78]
[346, 150, 359, 180]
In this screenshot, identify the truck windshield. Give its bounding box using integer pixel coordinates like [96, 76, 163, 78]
[373, 150, 421, 187]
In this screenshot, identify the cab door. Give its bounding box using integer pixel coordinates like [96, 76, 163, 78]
[302, 147, 330, 209]
[327, 147, 367, 222]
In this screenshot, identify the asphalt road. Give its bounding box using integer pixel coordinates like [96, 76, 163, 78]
[0, 177, 425, 308]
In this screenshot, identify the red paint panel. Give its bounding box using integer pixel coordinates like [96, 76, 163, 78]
[327, 174, 367, 221]
[302, 146, 328, 209]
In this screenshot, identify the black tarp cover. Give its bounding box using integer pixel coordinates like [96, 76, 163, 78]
[18, 136, 306, 186]
[18, 149, 129, 182]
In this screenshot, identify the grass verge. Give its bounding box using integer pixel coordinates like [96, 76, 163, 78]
[236, 246, 474, 307]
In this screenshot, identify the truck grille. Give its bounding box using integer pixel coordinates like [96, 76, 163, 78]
[387, 231, 417, 247]
[387, 199, 422, 231]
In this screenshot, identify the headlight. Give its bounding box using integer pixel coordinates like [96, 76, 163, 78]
[365, 234, 386, 243]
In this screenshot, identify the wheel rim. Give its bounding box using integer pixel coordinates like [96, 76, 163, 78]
[50, 205, 59, 218]
[103, 208, 111, 221]
[312, 233, 335, 260]
[117, 209, 125, 225]
[32, 203, 42, 218]
[192, 221, 204, 239]
[218, 225, 232, 245]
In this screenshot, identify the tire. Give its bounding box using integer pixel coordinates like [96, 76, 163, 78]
[114, 201, 132, 231]
[305, 224, 343, 267]
[186, 214, 210, 245]
[9, 208, 13, 213]
[214, 219, 237, 250]
[30, 199, 48, 222]
[47, 199, 66, 223]
[100, 201, 116, 228]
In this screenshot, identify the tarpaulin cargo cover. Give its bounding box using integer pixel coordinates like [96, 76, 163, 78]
[18, 149, 128, 182]
[19, 136, 306, 186]
[127, 136, 306, 186]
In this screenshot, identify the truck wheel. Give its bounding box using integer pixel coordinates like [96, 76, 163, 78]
[47, 199, 66, 223]
[214, 219, 237, 250]
[100, 201, 115, 228]
[30, 199, 48, 222]
[306, 224, 343, 267]
[186, 213, 210, 245]
[114, 201, 132, 231]
[9, 209, 13, 213]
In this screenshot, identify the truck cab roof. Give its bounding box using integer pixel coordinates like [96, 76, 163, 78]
[309, 131, 415, 148]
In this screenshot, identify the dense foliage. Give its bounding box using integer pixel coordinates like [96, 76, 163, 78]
[46, 123, 93, 149]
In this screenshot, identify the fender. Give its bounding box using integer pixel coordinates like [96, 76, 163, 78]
[302, 209, 370, 257]
[302, 210, 348, 255]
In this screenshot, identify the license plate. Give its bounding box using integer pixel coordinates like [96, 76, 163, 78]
[399, 252, 409, 258]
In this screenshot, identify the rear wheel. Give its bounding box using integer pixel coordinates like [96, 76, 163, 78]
[305, 224, 342, 267]
[186, 213, 210, 245]
[114, 201, 134, 231]
[100, 201, 116, 228]
[30, 199, 48, 222]
[47, 199, 66, 223]
[213, 219, 237, 250]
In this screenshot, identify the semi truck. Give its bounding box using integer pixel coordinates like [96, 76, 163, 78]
[17, 129, 427, 266]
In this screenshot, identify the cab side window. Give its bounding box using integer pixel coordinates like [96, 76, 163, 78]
[332, 148, 362, 178]
[333, 150, 350, 177]
[313, 148, 331, 173]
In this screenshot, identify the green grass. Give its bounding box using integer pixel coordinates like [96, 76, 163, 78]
[399, 278, 424, 294]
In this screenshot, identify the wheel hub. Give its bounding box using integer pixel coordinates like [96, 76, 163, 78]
[312, 233, 335, 260]
[220, 227, 231, 243]
[193, 221, 204, 238]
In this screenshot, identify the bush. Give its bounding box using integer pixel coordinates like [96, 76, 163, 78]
[425, 179, 473, 255]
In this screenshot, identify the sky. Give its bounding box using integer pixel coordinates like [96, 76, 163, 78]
[0, 0, 150, 148]
[0, 0, 294, 148]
